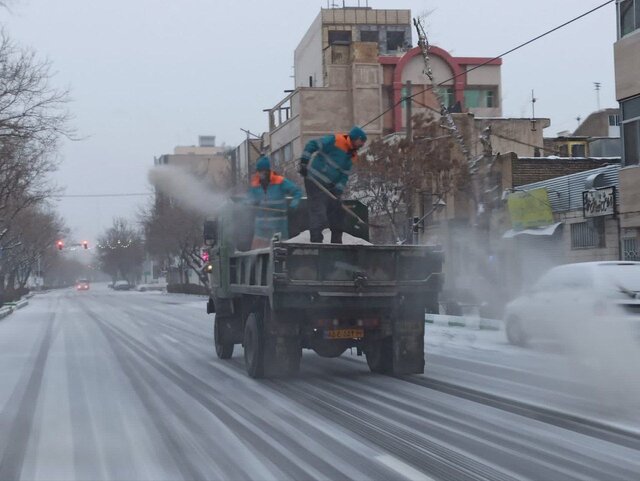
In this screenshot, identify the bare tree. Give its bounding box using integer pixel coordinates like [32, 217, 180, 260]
[141, 200, 209, 287]
[0, 205, 65, 301]
[351, 113, 468, 243]
[96, 218, 144, 284]
[0, 31, 71, 242]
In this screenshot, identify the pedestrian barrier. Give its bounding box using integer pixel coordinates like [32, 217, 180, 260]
[425, 313, 502, 331]
[0, 306, 13, 320]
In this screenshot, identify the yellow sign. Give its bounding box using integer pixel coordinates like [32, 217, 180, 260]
[507, 188, 554, 230]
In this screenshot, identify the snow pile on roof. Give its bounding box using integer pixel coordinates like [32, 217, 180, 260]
[285, 229, 372, 245]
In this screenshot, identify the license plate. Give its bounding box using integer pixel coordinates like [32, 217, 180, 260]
[324, 328, 364, 339]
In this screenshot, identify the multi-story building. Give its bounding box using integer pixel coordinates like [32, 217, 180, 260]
[615, 0, 640, 260]
[542, 108, 622, 158]
[154, 137, 229, 190]
[266, 5, 502, 174]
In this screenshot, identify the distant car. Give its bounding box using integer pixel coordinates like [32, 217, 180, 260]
[76, 279, 90, 291]
[504, 262, 640, 346]
[113, 280, 131, 291]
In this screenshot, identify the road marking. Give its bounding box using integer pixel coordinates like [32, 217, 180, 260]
[161, 334, 179, 344]
[375, 455, 435, 481]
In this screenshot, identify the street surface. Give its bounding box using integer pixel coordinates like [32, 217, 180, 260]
[1, 286, 639, 481]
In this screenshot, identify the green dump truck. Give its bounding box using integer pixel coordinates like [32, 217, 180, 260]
[204, 199, 443, 378]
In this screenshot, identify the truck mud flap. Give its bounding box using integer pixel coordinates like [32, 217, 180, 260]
[392, 335, 425, 375]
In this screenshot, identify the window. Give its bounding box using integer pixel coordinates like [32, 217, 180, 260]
[558, 144, 569, 157]
[619, 0, 640, 37]
[622, 96, 640, 166]
[622, 95, 640, 120]
[571, 143, 586, 157]
[283, 143, 293, 165]
[437, 87, 455, 109]
[387, 31, 405, 51]
[623, 121, 640, 165]
[272, 149, 283, 167]
[609, 114, 620, 126]
[464, 88, 497, 109]
[570, 218, 605, 249]
[360, 30, 379, 43]
[328, 30, 351, 45]
[486, 90, 495, 108]
[623, 238, 640, 261]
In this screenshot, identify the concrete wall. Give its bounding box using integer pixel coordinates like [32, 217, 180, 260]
[174, 146, 225, 155]
[474, 118, 549, 158]
[614, 29, 640, 101]
[320, 8, 410, 27]
[561, 211, 620, 263]
[620, 165, 640, 228]
[511, 157, 620, 187]
[466, 65, 500, 86]
[574, 109, 620, 137]
[401, 55, 454, 85]
[163, 154, 229, 186]
[295, 13, 324, 88]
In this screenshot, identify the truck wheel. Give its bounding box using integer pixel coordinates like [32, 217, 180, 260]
[283, 340, 301, 376]
[244, 314, 265, 378]
[214, 318, 234, 359]
[506, 317, 528, 347]
[365, 338, 393, 374]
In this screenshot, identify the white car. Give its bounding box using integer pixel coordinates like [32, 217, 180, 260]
[504, 262, 640, 346]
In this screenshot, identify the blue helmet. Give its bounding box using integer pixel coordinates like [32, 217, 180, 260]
[256, 156, 271, 171]
[349, 126, 367, 142]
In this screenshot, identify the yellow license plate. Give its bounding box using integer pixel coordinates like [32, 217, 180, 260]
[324, 328, 364, 339]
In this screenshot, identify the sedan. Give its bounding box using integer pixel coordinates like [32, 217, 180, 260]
[504, 261, 640, 346]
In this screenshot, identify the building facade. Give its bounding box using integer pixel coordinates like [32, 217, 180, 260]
[266, 5, 502, 176]
[615, 0, 640, 260]
[154, 138, 230, 190]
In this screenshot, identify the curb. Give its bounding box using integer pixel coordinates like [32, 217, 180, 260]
[0, 306, 12, 320]
[15, 299, 28, 310]
[426, 313, 502, 331]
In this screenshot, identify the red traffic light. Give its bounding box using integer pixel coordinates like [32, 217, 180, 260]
[82, 241, 88, 250]
[56, 240, 64, 250]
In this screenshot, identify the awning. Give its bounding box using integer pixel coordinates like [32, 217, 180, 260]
[502, 222, 563, 239]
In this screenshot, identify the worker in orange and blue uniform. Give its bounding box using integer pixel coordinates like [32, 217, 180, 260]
[247, 156, 302, 249]
[298, 126, 367, 243]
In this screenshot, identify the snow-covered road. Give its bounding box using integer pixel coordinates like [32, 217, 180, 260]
[0, 286, 638, 481]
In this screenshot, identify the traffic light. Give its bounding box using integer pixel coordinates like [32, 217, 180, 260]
[82, 241, 88, 250]
[56, 240, 64, 251]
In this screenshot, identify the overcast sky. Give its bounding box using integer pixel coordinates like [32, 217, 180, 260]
[2, 0, 617, 244]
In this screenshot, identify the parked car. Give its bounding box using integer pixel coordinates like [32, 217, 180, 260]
[136, 282, 166, 292]
[76, 279, 90, 291]
[113, 280, 132, 291]
[504, 262, 640, 346]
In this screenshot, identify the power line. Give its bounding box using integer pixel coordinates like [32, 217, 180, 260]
[362, 0, 615, 129]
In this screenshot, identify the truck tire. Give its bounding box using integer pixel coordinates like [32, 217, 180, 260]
[365, 338, 393, 374]
[282, 339, 301, 376]
[244, 313, 265, 378]
[214, 318, 234, 359]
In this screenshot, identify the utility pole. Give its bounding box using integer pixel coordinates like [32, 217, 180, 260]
[530, 90, 537, 131]
[404, 80, 421, 244]
[405, 80, 413, 141]
[594, 82, 601, 110]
